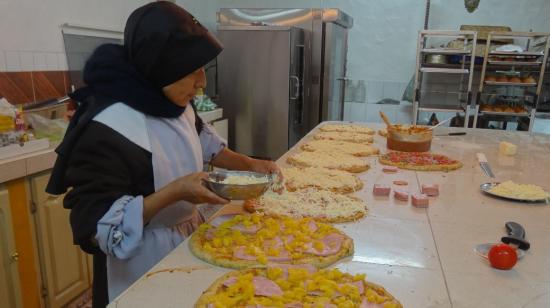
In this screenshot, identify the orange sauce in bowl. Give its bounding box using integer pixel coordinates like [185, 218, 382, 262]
[386, 125, 433, 152]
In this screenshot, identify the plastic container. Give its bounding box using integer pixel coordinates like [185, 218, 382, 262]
[387, 125, 433, 152]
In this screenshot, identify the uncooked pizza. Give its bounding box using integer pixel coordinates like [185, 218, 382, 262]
[283, 167, 363, 194]
[244, 189, 368, 223]
[287, 151, 369, 173]
[301, 139, 379, 157]
[195, 265, 402, 308]
[189, 214, 354, 269]
[314, 131, 374, 144]
[379, 151, 462, 171]
[319, 123, 376, 135]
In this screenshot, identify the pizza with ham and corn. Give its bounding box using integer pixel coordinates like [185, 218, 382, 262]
[189, 214, 354, 270]
[319, 124, 376, 135]
[379, 151, 462, 171]
[244, 189, 368, 223]
[195, 265, 402, 308]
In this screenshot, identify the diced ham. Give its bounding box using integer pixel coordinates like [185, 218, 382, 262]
[222, 276, 238, 287]
[360, 298, 384, 308]
[231, 223, 261, 234]
[412, 193, 429, 208]
[233, 246, 257, 260]
[285, 303, 303, 308]
[421, 184, 439, 196]
[373, 184, 391, 196]
[252, 276, 283, 297]
[307, 220, 318, 232]
[324, 304, 337, 308]
[284, 234, 295, 244]
[393, 180, 408, 186]
[263, 237, 284, 250]
[305, 233, 344, 256]
[393, 189, 409, 202]
[382, 166, 398, 173]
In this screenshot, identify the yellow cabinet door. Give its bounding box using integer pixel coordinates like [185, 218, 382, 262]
[30, 173, 90, 308]
[0, 187, 23, 308]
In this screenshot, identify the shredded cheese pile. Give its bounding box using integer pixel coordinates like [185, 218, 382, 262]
[489, 181, 549, 201]
[256, 189, 367, 220]
[302, 139, 379, 156]
[320, 124, 375, 135]
[288, 151, 369, 170]
[220, 175, 270, 185]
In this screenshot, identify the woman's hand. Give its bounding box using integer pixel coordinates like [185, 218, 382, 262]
[170, 172, 230, 205]
[248, 158, 281, 176]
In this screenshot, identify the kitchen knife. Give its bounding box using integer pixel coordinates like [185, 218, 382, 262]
[435, 132, 467, 136]
[501, 221, 530, 250]
[477, 153, 495, 178]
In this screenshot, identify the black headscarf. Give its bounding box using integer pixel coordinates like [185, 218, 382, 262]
[47, 1, 223, 194]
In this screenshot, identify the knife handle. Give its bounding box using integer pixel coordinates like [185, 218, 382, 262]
[448, 132, 466, 136]
[501, 221, 530, 250]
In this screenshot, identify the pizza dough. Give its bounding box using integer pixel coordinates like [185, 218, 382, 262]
[287, 151, 370, 173]
[314, 131, 374, 144]
[195, 266, 403, 308]
[244, 189, 368, 223]
[379, 151, 462, 171]
[319, 123, 375, 135]
[301, 139, 379, 157]
[282, 167, 363, 194]
[189, 214, 354, 269]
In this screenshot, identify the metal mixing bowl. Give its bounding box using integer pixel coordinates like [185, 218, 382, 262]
[204, 170, 274, 200]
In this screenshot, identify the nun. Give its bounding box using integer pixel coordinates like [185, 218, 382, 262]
[46, 2, 279, 307]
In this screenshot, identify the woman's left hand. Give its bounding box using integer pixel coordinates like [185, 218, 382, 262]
[248, 158, 281, 177]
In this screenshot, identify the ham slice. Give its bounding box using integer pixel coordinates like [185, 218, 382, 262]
[373, 184, 391, 196]
[421, 184, 439, 196]
[267, 249, 292, 262]
[305, 233, 344, 256]
[205, 228, 216, 240]
[382, 166, 398, 173]
[231, 223, 261, 234]
[222, 276, 238, 287]
[359, 298, 384, 308]
[412, 193, 429, 208]
[233, 246, 257, 260]
[393, 189, 409, 202]
[284, 303, 303, 308]
[307, 220, 319, 232]
[252, 276, 283, 297]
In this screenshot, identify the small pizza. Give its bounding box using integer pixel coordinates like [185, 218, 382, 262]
[282, 167, 363, 194]
[195, 266, 402, 308]
[314, 131, 374, 144]
[301, 139, 379, 157]
[244, 189, 368, 223]
[319, 123, 375, 135]
[379, 151, 462, 171]
[189, 214, 353, 269]
[287, 151, 369, 173]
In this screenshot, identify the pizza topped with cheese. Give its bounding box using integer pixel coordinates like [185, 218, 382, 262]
[189, 214, 354, 269]
[195, 266, 402, 308]
[314, 131, 374, 144]
[283, 167, 363, 194]
[379, 151, 462, 171]
[287, 151, 370, 173]
[319, 123, 376, 135]
[244, 189, 368, 223]
[301, 139, 379, 157]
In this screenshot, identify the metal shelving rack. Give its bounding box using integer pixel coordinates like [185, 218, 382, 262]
[474, 32, 550, 132]
[412, 30, 477, 127]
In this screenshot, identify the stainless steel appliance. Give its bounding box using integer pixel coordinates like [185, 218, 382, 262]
[217, 8, 353, 159]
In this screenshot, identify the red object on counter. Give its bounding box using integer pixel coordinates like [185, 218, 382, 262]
[488, 244, 517, 270]
[373, 184, 391, 196]
[412, 194, 429, 208]
[394, 189, 409, 201]
[421, 184, 439, 196]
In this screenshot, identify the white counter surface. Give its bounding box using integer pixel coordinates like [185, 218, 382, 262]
[108, 122, 550, 308]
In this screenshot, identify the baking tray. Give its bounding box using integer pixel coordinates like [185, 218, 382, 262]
[484, 81, 537, 87]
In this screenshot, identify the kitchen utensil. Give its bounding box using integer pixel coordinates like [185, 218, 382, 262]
[435, 132, 467, 136]
[480, 182, 550, 203]
[379, 111, 394, 129]
[477, 153, 495, 178]
[204, 170, 274, 200]
[428, 118, 452, 130]
[501, 221, 530, 250]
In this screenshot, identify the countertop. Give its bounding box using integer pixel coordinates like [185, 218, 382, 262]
[0, 109, 224, 184]
[108, 122, 550, 307]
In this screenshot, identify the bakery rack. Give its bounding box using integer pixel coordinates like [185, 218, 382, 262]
[475, 31, 550, 132]
[412, 30, 477, 127]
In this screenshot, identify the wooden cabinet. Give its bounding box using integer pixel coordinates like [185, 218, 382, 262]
[0, 187, 23, 308]
[30, 173, 90, 308]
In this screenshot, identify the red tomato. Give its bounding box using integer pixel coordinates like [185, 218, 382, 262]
[488, 244, 518, 270]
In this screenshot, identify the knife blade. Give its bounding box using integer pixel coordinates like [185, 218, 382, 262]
[501, 221, 530, 250]
[477, 153, 495, 178]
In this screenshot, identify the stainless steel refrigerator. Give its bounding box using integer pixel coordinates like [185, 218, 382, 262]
[217, 8, 353, 159]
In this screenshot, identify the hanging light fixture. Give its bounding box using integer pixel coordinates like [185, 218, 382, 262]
[464, 0, 481, 13]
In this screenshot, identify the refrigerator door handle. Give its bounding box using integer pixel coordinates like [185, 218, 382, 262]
[337, 77, 348, 120]
[289, 75, 300, 100]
